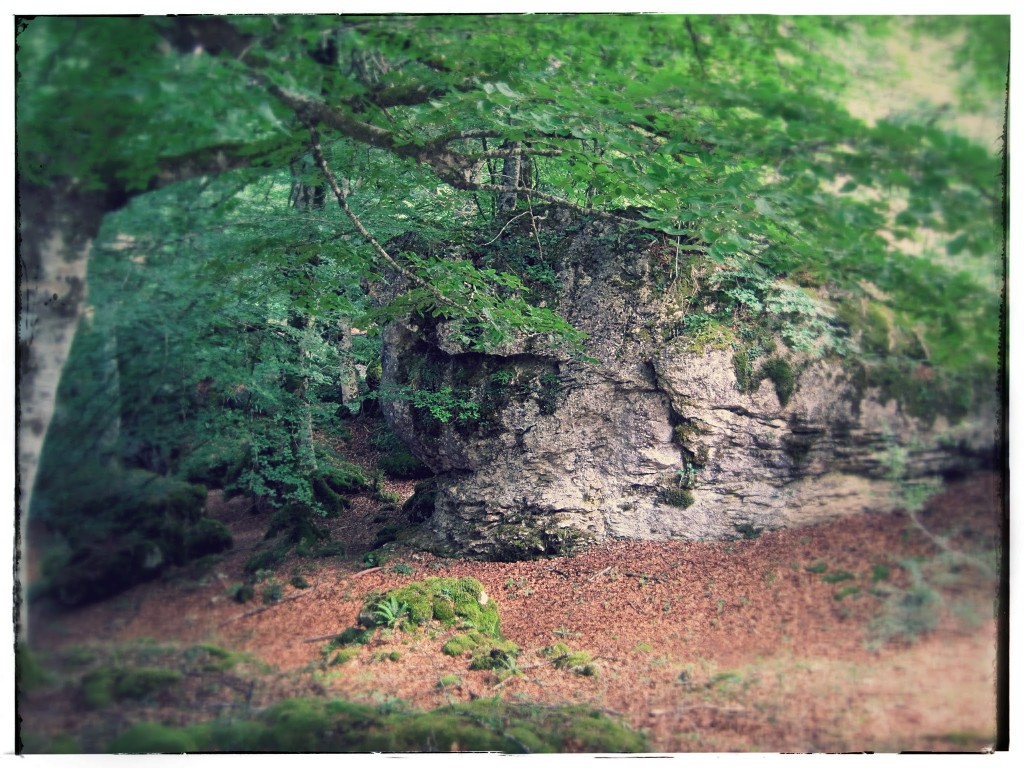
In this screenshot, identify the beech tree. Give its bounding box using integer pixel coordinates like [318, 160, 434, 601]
[17, 14, 1006, 519]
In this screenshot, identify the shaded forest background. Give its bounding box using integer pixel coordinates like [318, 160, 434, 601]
[9, 12, 1010, 754]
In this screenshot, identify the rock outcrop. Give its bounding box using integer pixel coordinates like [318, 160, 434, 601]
[379, 218, 996, 559]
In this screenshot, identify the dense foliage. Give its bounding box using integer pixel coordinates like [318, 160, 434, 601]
[18, 15, 1006, 600]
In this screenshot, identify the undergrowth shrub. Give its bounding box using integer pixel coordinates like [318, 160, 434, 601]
[35, 466, 231, 606]
[81, 667, 183, 709]
[868, 560, 943, 647]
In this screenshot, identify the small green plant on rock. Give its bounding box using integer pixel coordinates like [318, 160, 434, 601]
[371, 596, 411, 629]
[660, 488, 694, 508]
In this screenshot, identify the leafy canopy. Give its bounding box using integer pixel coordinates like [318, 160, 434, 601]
[17, 15, 1005, 376]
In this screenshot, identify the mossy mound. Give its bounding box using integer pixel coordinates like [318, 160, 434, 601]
[402, 482, 438, 523]
[110, 722, 199, 754]
[37, 467, 232, 607]
[80, 666, 183, 709]
[106, 697, 647, 753]
[542, 643, 600, 677]
[659, 488, 694, 508]
[359, 577, 500, 636]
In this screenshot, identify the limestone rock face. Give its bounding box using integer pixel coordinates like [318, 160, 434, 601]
[380, 219, 994, 559]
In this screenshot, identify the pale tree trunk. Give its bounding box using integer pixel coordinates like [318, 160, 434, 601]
[337, 316, 359, 410]
[16, 181, 107, 640]
[496, 142, 523, 216]
[296, 328, 318, 474]
[17, 181, 107, 515]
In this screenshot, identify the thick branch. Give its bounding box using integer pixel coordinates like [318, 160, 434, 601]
[144, 135, 293, 198]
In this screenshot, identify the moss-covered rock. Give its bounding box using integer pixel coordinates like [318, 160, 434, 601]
[401, 482, 437, 523]
[360, 577, 500, 636]
[442, 630, 520, 667]
[761, 357, 796, 407]
[488, 519, 593, 562]
[37, 467, 230, 607]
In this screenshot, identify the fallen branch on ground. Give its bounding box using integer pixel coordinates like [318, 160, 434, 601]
[350, 566, 383, 578]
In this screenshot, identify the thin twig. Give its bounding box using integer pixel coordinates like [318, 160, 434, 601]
[471, 147, 563, 160]
[477, 210, 531, 247]
[587, 566, 613, 583]
[678, 704, 747, 714]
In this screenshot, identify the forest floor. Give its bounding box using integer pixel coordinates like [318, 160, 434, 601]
[20, 420, 1004, 754]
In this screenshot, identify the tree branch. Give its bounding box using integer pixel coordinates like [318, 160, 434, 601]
[304, 123, 467, 316]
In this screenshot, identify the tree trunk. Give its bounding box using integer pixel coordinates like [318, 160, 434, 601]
[16, 180, 107, 641]
[496, 142, 523, 215]
[337, 316, 359, 410]
[17, 181, 107, 515]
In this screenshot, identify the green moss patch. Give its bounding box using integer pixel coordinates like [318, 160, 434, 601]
[443, 631, 520, 671]
[659, 488, 695, 508]
[378, 447, 432, 480]
[81, 666, 183, 709]
[105, 697, 647, 753]
[361, 577, 501, 637]
[109, 722, 199, 754]
[542, 643, 599, 677]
